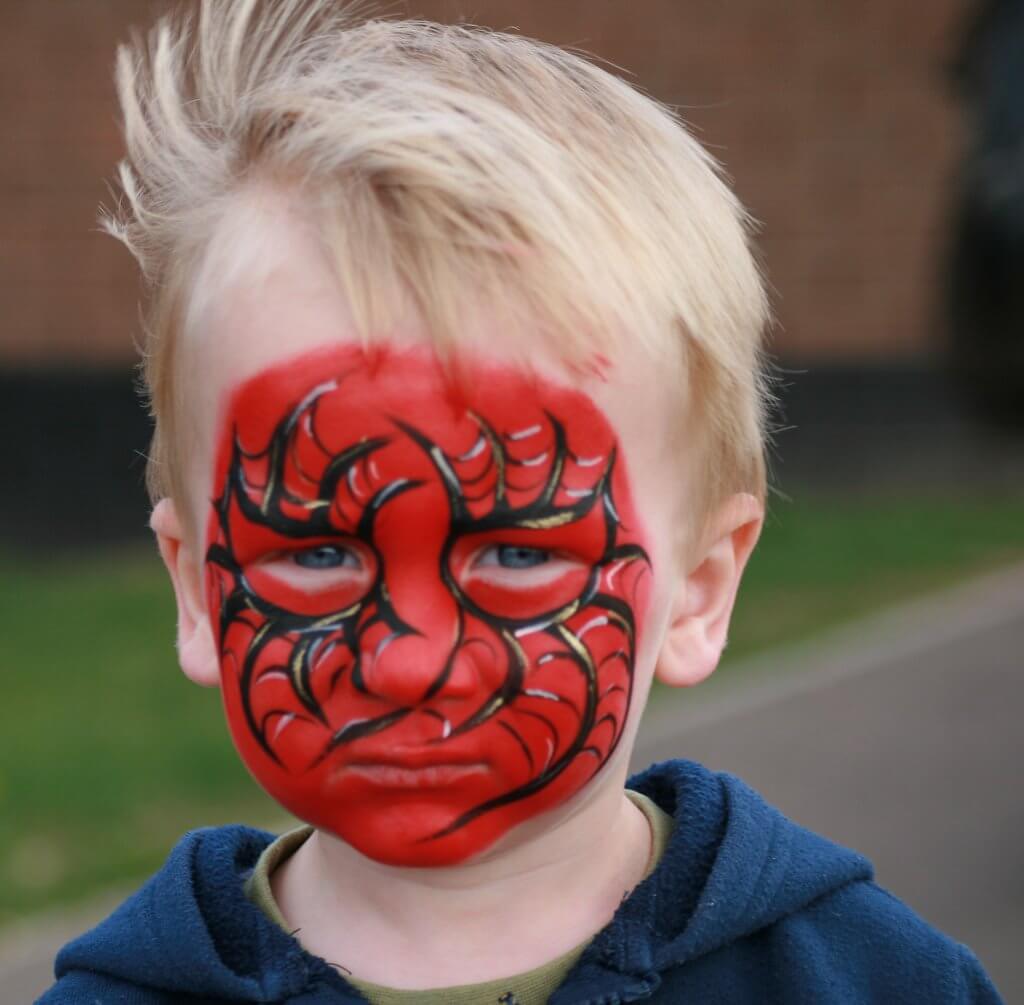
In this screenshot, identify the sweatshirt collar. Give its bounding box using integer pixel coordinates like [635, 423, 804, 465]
[552, 759, 872, 1004]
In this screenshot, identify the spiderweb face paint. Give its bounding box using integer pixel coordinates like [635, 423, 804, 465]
[205, 345, 652, 865]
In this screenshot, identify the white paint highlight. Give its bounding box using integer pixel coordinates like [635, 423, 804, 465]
[576, 615, 609, 639]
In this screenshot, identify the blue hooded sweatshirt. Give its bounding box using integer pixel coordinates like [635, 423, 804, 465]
[39, 759, 1003, 1003]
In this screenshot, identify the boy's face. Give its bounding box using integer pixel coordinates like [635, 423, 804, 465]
[175, 197, 690, 867]
[206, 344, 653, 865]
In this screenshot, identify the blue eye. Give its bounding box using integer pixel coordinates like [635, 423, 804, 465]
[496, 545, 550, 569]
[292, 545, 360, 570]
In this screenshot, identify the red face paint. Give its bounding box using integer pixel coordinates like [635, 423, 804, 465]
[205, 345, 652, 866]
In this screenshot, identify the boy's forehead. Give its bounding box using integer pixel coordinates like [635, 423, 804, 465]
[184, 193, 566, 440]
[226, 342, 602, 431]
[215, 338, 625, 492]
[185, 187, 676, 452]
[182, 198, 688, 543]
[195, 282, 616, 456]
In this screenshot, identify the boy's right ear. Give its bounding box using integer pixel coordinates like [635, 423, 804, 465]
[653, 492, 763, 690]
[150, 498, 221, 688]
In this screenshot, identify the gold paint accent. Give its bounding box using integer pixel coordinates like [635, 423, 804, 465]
[309, 605, 359, 630]
[540, 431, 566, 505]
[246, 619, 275, 657]
[290, 640, 315, 707]
[503, 629, 529, 675]
[602, 608, 633, 641]
[550, 599, 580, 624]
[516, 511, 577, 530]
[261, 441, 282, 516]
[555, 624, 596, 682]
[471, 413, 505, 504]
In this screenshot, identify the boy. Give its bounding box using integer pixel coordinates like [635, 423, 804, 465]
[43, 1, 1002, 1001]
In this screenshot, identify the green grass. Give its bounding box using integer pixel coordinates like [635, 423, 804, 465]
[2, 491, 1023, 925]
[726, 490, 1024, 663]
[0, 554, 281, 926]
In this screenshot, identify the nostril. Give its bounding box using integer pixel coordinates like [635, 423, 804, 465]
[362, 633, 460, 706]
[373, 631, 401, 662]
[431, 649, 487, 700]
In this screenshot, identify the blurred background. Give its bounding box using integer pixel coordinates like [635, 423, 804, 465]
[2, 0, 1022, 998]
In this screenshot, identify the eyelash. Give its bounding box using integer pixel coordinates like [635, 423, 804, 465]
[473, 544, 552, 570]
[291, 544, 362, 570]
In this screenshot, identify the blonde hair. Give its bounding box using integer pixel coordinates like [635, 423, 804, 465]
[103, 0, 773, 551]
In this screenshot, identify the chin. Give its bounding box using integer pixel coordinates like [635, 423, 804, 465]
[263, 776, 560, 867]
[315, 791, 514, 867]
[346, 821, 495, 868]
[316, 765, 604, 867]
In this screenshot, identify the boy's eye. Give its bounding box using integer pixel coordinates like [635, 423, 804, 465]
[476, 545, 551, 570]
[242, 539, 377, 615]
[292, 544, 361, 570]
[454, 538, 590, 619]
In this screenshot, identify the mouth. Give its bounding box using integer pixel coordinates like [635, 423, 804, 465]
[342, 761, 490, 788]
[332, 730, 494, 789]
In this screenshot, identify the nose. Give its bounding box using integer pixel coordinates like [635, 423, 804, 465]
[360, 561, 475, 706]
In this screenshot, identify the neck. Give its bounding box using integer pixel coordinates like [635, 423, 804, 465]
[271, 766, 652, 989]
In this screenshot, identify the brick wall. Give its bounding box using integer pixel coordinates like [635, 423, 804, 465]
[0, 0, 970, 365]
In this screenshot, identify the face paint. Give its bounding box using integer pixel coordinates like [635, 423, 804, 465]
[205, 345, 652, 866]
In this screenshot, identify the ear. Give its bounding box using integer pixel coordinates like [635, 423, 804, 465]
[150, 497, 221, 688]
[655, 492, 764, 689]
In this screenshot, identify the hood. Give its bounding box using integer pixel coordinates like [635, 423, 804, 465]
[550, 759, 873, 1002]
[49, 759, 872, 1003]
[50, 825, 356, 1002]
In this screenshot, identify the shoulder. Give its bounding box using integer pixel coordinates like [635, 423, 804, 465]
[762, 879, 1003, 1002]
[36, 970, 179, 1004]
[628, 761, 1003, 1002]
[39, 825, 283, 1004]
[652, 878, 1004, 1003]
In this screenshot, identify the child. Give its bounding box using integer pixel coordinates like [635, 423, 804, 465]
[43, 2, 1002, 1001]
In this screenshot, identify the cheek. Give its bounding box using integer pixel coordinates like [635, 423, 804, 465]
[633, 560, 673, 673]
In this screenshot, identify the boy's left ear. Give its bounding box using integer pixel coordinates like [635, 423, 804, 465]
[655, 492, 764, 689]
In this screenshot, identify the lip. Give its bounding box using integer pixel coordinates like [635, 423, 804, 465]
[342, 762, 490, 788]
[340, 730, 493, 769]
[332, 730, 495, 787]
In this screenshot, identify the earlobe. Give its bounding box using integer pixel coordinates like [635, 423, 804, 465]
[655, 492, 764, 689]
[151, 498, 222, 688]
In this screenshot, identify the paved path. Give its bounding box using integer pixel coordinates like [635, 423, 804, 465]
[5, 562, 1022, 1001]
[633, 560, 1024, 1001]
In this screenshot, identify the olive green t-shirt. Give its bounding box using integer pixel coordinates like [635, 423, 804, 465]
[244, 790, 674, 1005]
